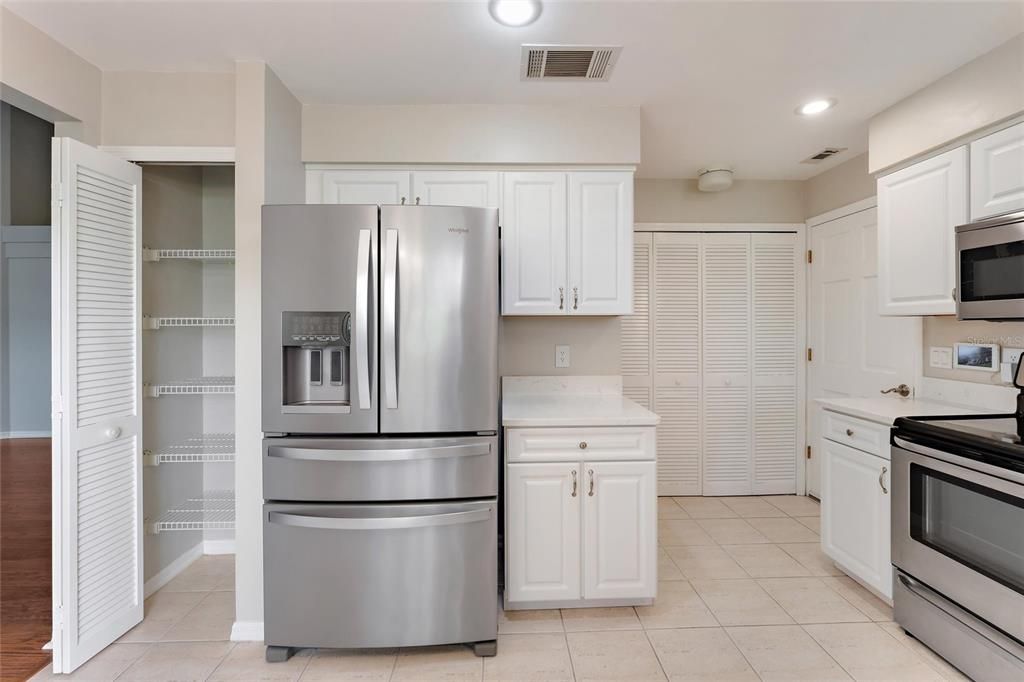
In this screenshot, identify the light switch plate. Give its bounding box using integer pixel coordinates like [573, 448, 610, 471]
[555, 345, 570, 368]
[929, 346, 953, 369]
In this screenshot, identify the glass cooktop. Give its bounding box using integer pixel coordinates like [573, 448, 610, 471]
[923, 417, 1024, 447]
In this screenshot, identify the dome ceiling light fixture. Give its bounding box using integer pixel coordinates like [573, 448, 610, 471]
[796, 98, 837, 116]
[489, 0, 543, 27]
[697, 167, 734, 193]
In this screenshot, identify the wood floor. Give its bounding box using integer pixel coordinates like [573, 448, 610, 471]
[1, 438, 52, 682]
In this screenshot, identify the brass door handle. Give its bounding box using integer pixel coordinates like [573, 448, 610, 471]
[880, 384, 912, 398]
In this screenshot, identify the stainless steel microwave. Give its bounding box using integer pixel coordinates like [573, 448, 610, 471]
[956, 210, 1024, 320]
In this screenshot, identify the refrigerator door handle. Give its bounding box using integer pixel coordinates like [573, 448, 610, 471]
[267, 442, 491, 462]
[355, 229, 372, 410]
[268, 507, 492, 531]
[383, 228, 399, 410]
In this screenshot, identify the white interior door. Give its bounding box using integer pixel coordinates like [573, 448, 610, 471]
[621, 233, 653, 408]
[807, 204, 919, 496]
[51, 137, 143, 673]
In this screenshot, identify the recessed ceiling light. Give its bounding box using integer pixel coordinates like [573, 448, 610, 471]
[489, 0, 542, 27]
[796, 98, 837, 116]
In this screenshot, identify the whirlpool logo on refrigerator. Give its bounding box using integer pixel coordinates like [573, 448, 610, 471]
[448, 227, 469, 234]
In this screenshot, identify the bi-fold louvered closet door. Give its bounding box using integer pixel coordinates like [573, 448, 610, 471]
[622, 232, 800, 496]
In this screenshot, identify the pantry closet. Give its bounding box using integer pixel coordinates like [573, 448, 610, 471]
[622, 229, 804, 496]
[140, 165, 235, 585]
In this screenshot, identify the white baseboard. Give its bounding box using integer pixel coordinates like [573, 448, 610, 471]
[144, 543, 203, 598]
[918, 376, 1018, 412]
[203, 539, 236, 555]
[0, 430, 51, 439]
[230, 620, 264, 642]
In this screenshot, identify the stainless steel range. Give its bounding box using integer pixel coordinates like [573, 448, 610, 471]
[890, 363, 1024, 681]
[260, 204, 499, 661]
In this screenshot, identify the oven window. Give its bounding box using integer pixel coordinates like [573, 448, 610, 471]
[959, 240, 1024, 302]
[910, 464, 1024, 595]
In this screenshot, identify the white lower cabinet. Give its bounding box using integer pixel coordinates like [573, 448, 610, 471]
[821, 435, 892, 600]
[505, 427, 657, 608]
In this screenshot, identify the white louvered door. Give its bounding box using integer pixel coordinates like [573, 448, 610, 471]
[621, 233, 653, 409]
[701, 234, 752, 496]
[751, 234, 799, 494]
[651, 234, 702, 496]
[51, 138, 143, 673]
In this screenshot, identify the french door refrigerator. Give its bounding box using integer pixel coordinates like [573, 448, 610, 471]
[260, 204, 499, 660]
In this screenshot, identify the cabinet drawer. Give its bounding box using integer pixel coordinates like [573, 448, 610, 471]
[506, 427, 655, 463]
[823, 411, 890, 459]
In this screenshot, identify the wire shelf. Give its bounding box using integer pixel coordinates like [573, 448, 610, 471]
[144, 377, 235, 398]
[147, 490, 235, 534]
[143, 248, 235, 262]
[143, 316, 235, 330]
[144, 434, 235, 466]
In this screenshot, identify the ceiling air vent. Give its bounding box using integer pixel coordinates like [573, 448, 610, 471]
[801, 147, 848, 164]
[521, 45, 622, 81]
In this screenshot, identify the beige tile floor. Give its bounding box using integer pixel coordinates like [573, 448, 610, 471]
[30, 496, 970, 682]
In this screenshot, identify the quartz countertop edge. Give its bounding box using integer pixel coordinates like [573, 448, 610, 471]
[815, 396, 986, 426]
[502, 375, 661, 427]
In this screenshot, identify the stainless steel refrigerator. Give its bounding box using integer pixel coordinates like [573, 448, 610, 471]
[260, 204, 499, 661]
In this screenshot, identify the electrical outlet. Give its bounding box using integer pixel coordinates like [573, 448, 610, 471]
[1000, 347, 1023, 383]
[929, 346, 953, 369]
[555, 345, 570, 368]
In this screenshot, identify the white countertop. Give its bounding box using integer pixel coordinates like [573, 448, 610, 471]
[815, 396, 983, 426]
[502, 376, 660, 427]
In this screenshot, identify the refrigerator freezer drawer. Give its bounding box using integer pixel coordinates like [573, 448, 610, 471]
[263, 435, 498, 502]
[264, 500, 498, 650]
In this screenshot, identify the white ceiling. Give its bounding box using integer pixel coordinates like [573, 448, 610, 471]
[8, 1, 1023, 179]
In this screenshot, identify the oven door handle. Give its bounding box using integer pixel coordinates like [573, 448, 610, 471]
[268, 442, 491, 462]
[268, 507, 492, 531]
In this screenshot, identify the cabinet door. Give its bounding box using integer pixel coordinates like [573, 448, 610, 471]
[506, 462, 581, 603]
[877, 147, 966, 315]
[821, 439, 891, 598]
[319, 170, 411, 205]
[568, 171, 633, 315]
[411, 171, 500, 209]
[583, 461, 656, 600]
[970, 122, 1024, 220]
[501, 172, 568, 315]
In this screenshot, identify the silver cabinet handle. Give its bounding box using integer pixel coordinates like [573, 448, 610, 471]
[573, 286, 579, 310]
[382, 228, 399, 410]
[268, 442, 490, 462]
[880, 384, 912, 398]
[415, 196, 420, 205]
[558, 287, 564, 310]
[355, 229, 372, 409]
[400, 196, 406, 205]
[571, 470, 578, 497]
[879, 466, 888, 494]
[268, 507, 491, 531]
[588, 469, 595, 497]
[846, 428, 854, 437]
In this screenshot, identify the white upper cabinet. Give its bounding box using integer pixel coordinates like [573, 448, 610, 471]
[501, 172, 569, 315]
[412, 171, 500, 209]
[568, 172, 633, 315]
[877, 146, 967, 315]
[970, 122, 1024, 220]
[315, 170, 412, 205]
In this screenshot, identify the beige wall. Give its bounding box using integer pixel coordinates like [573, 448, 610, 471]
[0, 6, 102, 143]
[634, 178, 804, 224]
[101, 71, 235, 146]
[869, 34, 1024, 174]
[923, 317, 1024, 385]
[303, 104, 641, 165]
[500, 317, 621, 377]
[801, 153, 875, 219]
[233, 62, 304, 636]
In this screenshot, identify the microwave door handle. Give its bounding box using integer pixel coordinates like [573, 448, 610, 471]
[354, 229, 372, 409]
[382, 228, 399, 410]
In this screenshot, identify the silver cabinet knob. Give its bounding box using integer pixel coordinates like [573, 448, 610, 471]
[846, 429, 854, 437]
[578, 441, 588, 450]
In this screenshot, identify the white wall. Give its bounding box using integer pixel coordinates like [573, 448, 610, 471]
[303, 104, 641, 165]
[635, 178, 805, 224]
[868, 34, 1024, 173]
[233, 62, 304, 639]
[801, 153, 875, 219]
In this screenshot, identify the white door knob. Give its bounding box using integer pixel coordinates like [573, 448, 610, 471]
[105, 426, 122, 440]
